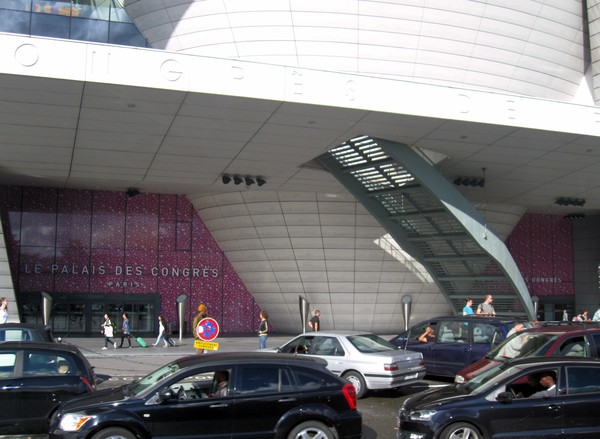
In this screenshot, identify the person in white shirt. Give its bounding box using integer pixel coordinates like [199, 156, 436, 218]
[530, 372, 556, 398]
[0, 298, 8, 324]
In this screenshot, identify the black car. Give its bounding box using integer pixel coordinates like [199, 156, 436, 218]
[50, 352, 362, 439]
[0, 322, 60, 342]
[389, 315, 524, 377]
[397, 356, 600, 439]
[0, 341, 97, 436]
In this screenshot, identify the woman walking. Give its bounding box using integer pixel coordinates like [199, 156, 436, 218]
[152, 315, 168, 347]
[119, 312, 132, 348]
[101, 313, 117, 349]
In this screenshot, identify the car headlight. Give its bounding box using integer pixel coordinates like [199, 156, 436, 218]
[58, 413, 95, 432]
[408, 409, 437, 421]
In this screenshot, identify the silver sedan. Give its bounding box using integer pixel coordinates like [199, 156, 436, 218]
[267, 331, 426, 398]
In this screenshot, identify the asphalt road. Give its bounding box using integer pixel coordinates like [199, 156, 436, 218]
[69, 335, 451, 439]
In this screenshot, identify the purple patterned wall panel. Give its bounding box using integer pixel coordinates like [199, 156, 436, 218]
[0, 187, 257, 333]
[507, 213, 573, 296]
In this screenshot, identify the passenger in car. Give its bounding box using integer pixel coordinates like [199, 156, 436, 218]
[418, 326, 436, 342]
[529, 372, 556, 398]
[210, 371, 228, 398]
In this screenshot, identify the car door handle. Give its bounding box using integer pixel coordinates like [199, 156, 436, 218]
[278, 397, 297, 402]
[547, 404, 561, 412]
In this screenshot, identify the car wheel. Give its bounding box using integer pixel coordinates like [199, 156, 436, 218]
[287, 420, 334, 439]
[342, 370, 367, 399]
[91, 427, 136, 439]
[440, 422, 482, 439]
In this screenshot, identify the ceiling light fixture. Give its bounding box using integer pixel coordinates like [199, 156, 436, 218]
[245, 177, 255, 186]
[256, 177, 266, 187]
[234, 176, 244, 185]
[222, 175, 231, 184]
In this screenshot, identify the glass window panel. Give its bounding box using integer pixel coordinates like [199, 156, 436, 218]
[70, 17, 108, 43]
[31, 12, 69, 39]
[0, 9, 30, 34]
[109, 22, 146, 47]
[3, 0, 32, 12]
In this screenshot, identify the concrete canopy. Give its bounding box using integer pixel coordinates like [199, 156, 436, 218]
[0, 23, 598, 331]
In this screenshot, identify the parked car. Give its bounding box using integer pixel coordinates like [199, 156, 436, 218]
[267, 331, 425, 398]
[455, 321, 600, 383]
[0, 322, 61, 343]
[0, 341, 97, 436]
[397, 356, 600, 439]
[389, 315, 523, 377]
[50, 352, 362, 439]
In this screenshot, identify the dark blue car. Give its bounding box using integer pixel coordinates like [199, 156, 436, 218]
[389, 316, 521, 377]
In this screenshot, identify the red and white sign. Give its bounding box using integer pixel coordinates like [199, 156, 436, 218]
[196, 317, 220, 341]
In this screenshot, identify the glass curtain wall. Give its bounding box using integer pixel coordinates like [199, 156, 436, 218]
[0, 0, 149, 47]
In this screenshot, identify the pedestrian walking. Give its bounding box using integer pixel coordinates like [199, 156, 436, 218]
[462, 298, 474, 316]
[101, 313, 117, 349]
[119, 312, 132, 348]
[308, 309, 321, 332]
[152, 315, 168, 347]
[476, 295, 496, 316]
[258, 310, 269, 349]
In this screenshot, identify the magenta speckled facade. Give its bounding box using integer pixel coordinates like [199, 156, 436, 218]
[0, 186, 259, 333]
[507, 214, 574, 297]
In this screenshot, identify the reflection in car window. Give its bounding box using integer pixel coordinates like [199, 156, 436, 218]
[488, 334, 558, 360]
[23, 352, 74, 376]
[312, 337, 344, 356]
[238, 365, 292, 394]
[0, 352, 16, 378]
[409, 323, 438, 343]
[461, 362, 517, 395]
[170, 370, 230, 400]
[347, 334, 397, 353]
[567, 366, 600, 395]
[129, 363, 182, 396]
[559, 336, 587, 357]
[294, 367, 338, 391]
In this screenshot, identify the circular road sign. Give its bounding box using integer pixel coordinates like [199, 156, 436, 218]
[196, 317, 220, 341]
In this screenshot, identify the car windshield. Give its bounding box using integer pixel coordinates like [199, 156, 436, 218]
[127, 362, 182, 396]
[487, 333, 558, 360]
[347, 334, 397, 353]
[460, 362, 519, 395]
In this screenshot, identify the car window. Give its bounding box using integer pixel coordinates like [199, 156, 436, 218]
[410, 322, 438, 342]
[129, 363, 183, 395]
[558, 336, 587, 357]
[23, 352, 76, 376]
[293, 367, 340, 391]
[311, 336, 344, 356]
[237, 365, 293, 394]
[280, 336, 313, 354]
[0, 352, 16, 378]
[347, 334, 397, 353]
[505, 368, 558, 399]
[591, 333, 600, 358]
[473, 323, 501, 344]
[169, 369, 231, 400]
[0, 329, 32, 342]
[566, 366, 600, 395]
[438, 321, 468, 343]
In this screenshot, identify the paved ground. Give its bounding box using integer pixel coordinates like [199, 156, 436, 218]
[63, 334, 295, 384]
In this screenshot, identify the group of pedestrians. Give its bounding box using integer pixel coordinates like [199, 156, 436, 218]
[98, 304, 325, 351]
[100, 312, 132, 349]
[462, 295, 496, 317]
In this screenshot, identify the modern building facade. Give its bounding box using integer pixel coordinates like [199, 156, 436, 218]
[1, 1, 599, 335]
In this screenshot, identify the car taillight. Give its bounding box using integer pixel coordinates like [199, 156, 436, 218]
[384, 363, 399, 371]
[342, 383, 357, 410]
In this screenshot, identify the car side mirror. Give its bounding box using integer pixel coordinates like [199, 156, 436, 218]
[158, 388, 176, 402]
[496, 391, 513, 403]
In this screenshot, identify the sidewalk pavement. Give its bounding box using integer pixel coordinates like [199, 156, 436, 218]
[61, 334, 295, 383]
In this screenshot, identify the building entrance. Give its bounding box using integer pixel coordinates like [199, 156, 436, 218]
[18, 292, 160, 337]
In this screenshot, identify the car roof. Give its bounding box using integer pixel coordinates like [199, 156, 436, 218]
[0, 341, 82, 354]
[523, 322, 600, 335]
[419, 315, 524, 324]
[0, 323, 52, 330]
[292, 331, 375, 337]
[173, 351, 329, 369]
[507, 356, 600, 368]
